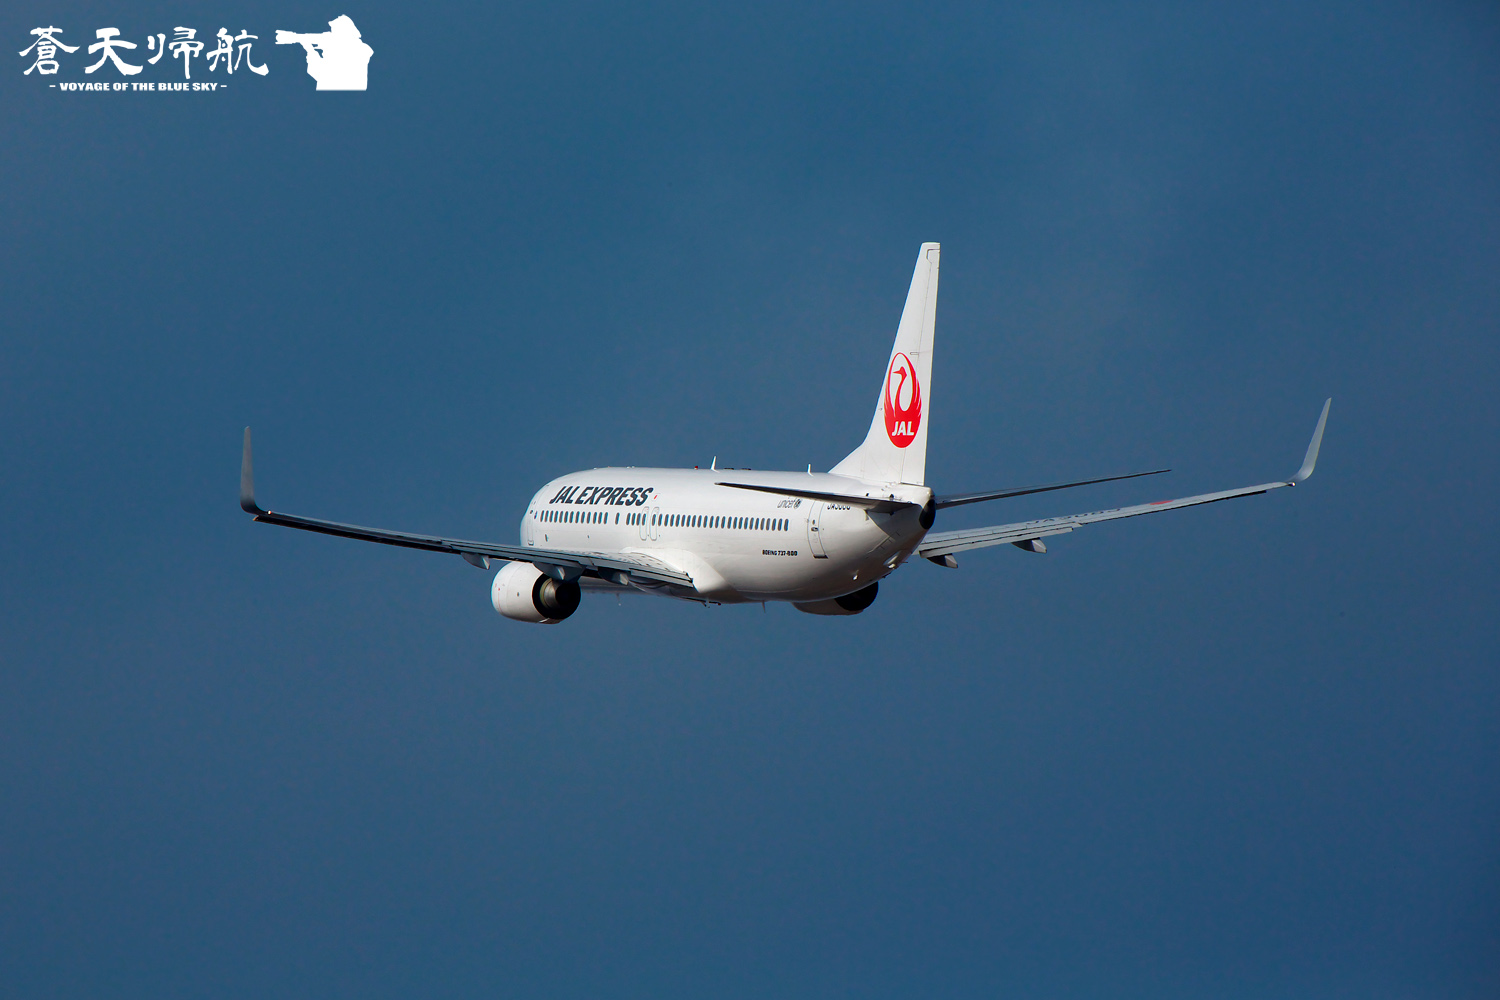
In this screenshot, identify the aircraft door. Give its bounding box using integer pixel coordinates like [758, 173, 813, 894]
[649, 506, 661, 541]
[806, 502, 829, 559]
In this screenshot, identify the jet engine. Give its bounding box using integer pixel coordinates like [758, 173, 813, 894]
[492, 561, 581, 624]
[793, 581, 879, 616]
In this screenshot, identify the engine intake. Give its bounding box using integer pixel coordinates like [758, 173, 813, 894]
[492, 561, 582, 624]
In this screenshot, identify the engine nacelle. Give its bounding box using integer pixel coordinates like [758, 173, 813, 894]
[793, 581, 879, 616]
[491, 561, 582, 624]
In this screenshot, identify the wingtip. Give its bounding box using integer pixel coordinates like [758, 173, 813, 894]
[240, 426, 266, 515]
[1291, 398, 1332, 484]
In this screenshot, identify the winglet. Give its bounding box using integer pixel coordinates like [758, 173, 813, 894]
[1291, 398, 1332, 484]
[241, 427, 267, 515]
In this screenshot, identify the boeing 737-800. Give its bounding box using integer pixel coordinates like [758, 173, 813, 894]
[241, 243, 1331, 623]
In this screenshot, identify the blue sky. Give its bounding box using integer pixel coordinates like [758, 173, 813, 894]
[2, 3, 1497, 997]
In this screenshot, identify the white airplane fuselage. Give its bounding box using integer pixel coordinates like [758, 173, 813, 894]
[524, 469, 932, 603]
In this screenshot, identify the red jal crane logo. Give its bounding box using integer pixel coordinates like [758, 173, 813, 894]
[883, 352, 921, 448]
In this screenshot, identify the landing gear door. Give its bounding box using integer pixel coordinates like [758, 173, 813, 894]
[806, 502, 829, 559]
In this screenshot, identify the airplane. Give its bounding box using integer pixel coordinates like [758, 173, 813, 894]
[240, 243, 1331, 623]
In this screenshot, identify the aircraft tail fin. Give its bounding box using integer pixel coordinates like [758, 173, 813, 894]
[830, 242, 940, 485]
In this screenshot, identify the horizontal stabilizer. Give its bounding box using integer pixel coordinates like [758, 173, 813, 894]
[934, 468, 1169, 510]
[715, 481, 920, 514]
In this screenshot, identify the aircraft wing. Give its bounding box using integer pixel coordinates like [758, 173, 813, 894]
[238, 429, 694, 589]
[917, 400, 1331, 564]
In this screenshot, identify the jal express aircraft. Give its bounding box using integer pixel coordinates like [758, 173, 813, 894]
[241, 243, 1331, 623]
